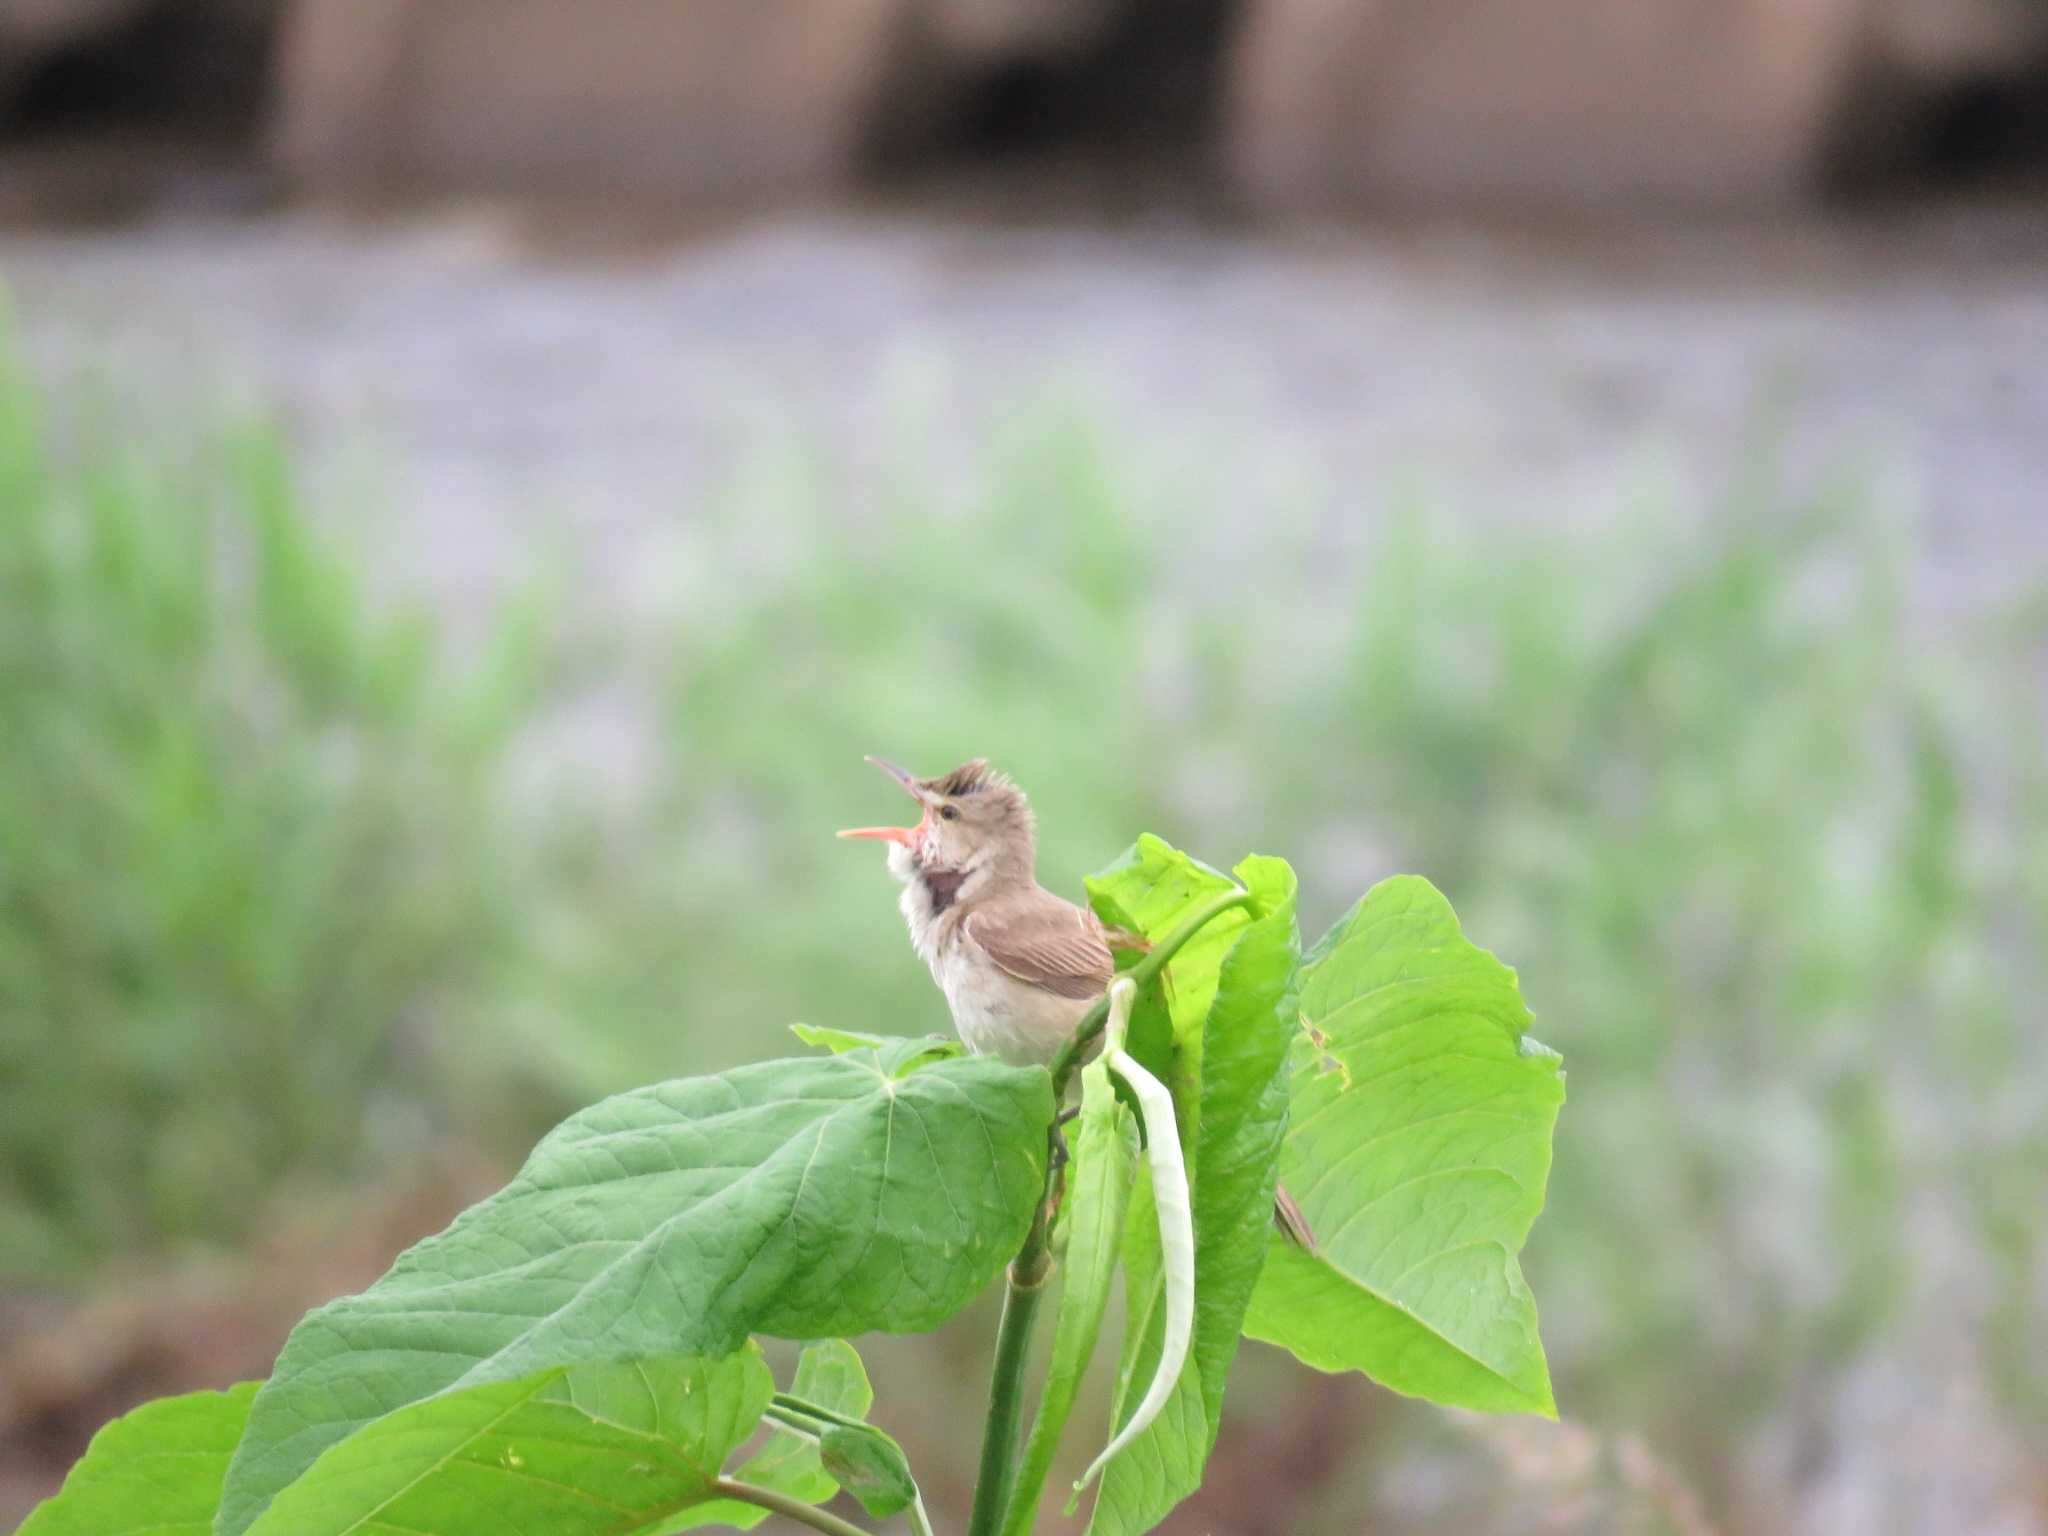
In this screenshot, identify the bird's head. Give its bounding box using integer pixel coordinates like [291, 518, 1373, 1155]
[838, 756, 1036, 892]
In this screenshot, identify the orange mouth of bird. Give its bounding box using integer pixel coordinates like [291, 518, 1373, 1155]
[836, 812, 928, 848]
[837, 756, 935, 847]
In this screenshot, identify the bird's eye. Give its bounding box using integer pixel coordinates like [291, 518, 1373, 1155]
[939, 804, 960, 821]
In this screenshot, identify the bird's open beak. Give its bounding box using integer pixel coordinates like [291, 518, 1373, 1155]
[837, 756, 934, 844]
[864, 757, 930, 799]
[837, 823, 920, 845]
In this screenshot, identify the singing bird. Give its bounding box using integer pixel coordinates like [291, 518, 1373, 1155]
[838, 757, 1130, 1067]
[841, 755, 1319, 1249]
[847, 757, 1327, 1253]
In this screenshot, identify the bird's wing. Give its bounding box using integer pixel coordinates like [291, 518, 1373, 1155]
[966, 895, 1115, 1002]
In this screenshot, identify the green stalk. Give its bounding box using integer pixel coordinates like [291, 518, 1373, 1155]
[1001, 1059, 1135, 1536]
[710, 1477, 876, 1536]
[964, 1260, 1051, 1536]
[964, 883, 1257, 1536]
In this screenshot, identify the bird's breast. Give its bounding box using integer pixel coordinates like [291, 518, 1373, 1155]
[941, 930, 1091, 1068]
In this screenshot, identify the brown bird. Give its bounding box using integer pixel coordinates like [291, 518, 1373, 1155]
[838, 757, 1126, 1067]
[841, 756, 1320, 1251]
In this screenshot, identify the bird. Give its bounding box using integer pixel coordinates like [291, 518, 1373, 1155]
[837, 756, 1131, 1068]
[839, 755, 1320, 1252]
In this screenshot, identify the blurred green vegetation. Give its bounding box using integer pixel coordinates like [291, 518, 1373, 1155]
[0, 338, 544, 1276]
[4, 351, 2044, 1518]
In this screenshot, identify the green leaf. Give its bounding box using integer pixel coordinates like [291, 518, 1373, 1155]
[753, 1342, 875, 1502]
[1086, 835, 1251, 1028]
[1073, 848, 1302, 1536]
[1004, 1059, 1139, 1536]
[218, 1049, 1053, 1536]
[1243, 875, 1565, 1417]
[790, 1023, 962, 1065]
[818, 1423, 919, 1519]
[19, 1383, 257, 1536]
[671, 1339, 875, 1532]
[662, 1337, 928, 1535]
[1085, 835, 1250, 1089]
[243, 1348, 771, 1536]
[778, 1340, 873, 1419]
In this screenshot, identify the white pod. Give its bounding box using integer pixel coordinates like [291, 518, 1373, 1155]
[1075, 977, 1195, 1496]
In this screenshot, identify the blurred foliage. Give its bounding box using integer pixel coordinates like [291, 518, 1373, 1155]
[1310, 490, 2048, 1468]
[0, 337, 544, 1278]
[3, 348, 2043, 1523]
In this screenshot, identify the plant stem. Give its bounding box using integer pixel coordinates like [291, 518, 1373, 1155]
[710, 1477, 877, 1536]
[964, 884, 1258, 1536]
[964, 1262, 1050, 1536]
[770, 1395, 868, 1433]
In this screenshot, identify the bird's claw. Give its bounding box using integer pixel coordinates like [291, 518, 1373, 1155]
[1049, 1105, 1079, 1177]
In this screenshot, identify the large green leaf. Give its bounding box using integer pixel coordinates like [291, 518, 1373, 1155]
[245, 1348, 771, 1536]
[18, 1383, 257, 1536]
[1243, 875, 1564, 1416]
[1004, 1059, 1139, 1536]
[218, 1048, 1052, 1536]
[1084, 848, 1302, 1536]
